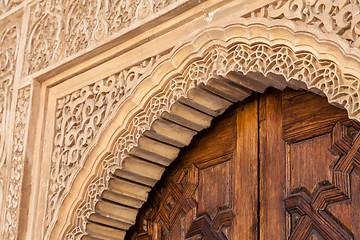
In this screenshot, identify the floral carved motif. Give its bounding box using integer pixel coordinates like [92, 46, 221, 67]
[249, 0, 360, 48]
[25, 0, 180, 75]
[0, 22, 18, 170]
[44, 55, 161, 238]
[3, 86, 31, 240]
[24, 0, 360, 76]
[64, 31, 360, 238]
[0, 19, 20, 240]
[0, 0, 23, 14]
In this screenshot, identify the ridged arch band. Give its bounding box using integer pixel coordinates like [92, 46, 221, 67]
[52, 22, 360, 240]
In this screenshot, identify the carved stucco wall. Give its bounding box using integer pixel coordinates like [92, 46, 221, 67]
[0, 0, 202, 239]
[2, 0, 360, 239]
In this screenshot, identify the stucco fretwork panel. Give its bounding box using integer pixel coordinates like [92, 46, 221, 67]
[44, 55, 162, 238]
[0, 20, 19, 170]
[250, 0, 360, 48]
[25, 0, 183, 75]
[0, 13, 22, 240]
[0, 0, 23, 14]
[3, 86, 31, 240]
[20, 0, 360, 78]
[56, 23, 360, 239]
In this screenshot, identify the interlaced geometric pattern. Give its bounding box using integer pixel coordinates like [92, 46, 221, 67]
[185, 207, 234, 240]
[285, 121, 360, 240]
[135, 164, 199, 239]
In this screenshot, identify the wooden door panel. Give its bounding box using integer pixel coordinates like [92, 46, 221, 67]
[232, 95, 258, 239]
[281, 90, 355, 143]
[289, 134, 338, 192]
[259, 89, 286, 239]
[197, 161, 231, 217]
[126, 89, 360, 240]
[283, 91, 360, 240]
[126, 102, 239, 239]
[327, 168, 360, 240]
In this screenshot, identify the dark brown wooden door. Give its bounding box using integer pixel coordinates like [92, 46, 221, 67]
[126, 89, 360, 240]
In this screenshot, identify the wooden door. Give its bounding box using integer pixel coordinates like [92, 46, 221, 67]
[126, 88, 360, 240]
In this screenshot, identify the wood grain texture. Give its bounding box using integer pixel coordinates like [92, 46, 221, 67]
[126, 100, 239, 239]
[282, 89, 358, 143]
[231, 94, 259, 239]
[259, 89, 286, 239]
[290, 134, 337, 191]
[127, 89, 360, 240]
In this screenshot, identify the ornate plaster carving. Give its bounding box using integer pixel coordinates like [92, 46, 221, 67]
[23, 0, 360, 77]
[44, 55, 161, 238]
[0, 16, 21, 240]
[0, 0, 23, 15]
[57, 23, 360, 239]
[249, 0, 360, 48]
[0, 21, 19, 170]
[3, 86, 31, 240]
[25, 0, 182, 75]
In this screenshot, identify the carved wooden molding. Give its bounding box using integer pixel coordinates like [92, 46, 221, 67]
[48, 22, 360, 240]
[185, 207, 235, 240]
[129, 164, 199, 239]
[285, 121, 360, 240]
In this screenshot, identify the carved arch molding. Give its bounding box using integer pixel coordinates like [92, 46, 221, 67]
[20, 0, 360, 240]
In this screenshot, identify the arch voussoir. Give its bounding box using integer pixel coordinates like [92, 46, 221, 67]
[60, 24, 360, 240]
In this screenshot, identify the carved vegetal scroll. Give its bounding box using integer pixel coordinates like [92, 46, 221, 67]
[247, 0, 360, 48]
[0, 17, 21, 240]
[0, 22, 18, 170]
[0, 0, 23, 14]
[23, 0, 360, 78]
[59, 24, 360, 239]
[285, 121, 360, 239]
[2, 86, 31, 240]
[25, 0, 180, 75]
[44, 55, 161, 237]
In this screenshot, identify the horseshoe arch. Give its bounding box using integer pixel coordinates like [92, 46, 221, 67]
[46, 4, 360, 240]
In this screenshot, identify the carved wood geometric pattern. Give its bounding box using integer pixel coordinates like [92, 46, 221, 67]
[5, 0, 360, 239]
[285, 183, 353, 240]
[63, 23, 360, 239]
[185, 207, 234, 240]
[148, 164, 198, 232]
[128, 164, 199, 240]
[285, 121, 360, 240]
